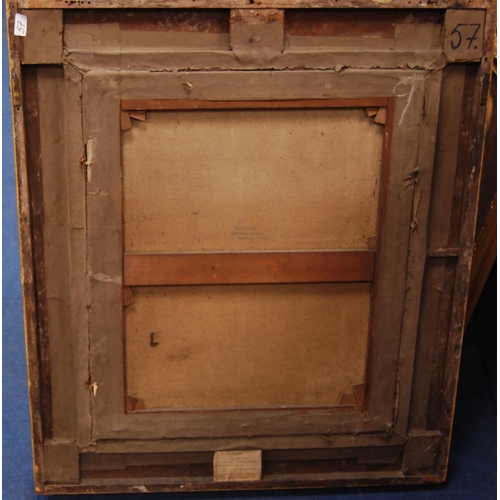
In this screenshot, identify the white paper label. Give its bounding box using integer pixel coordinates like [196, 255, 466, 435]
[14, 13, 28, 37]
[213, 450, 262, 482]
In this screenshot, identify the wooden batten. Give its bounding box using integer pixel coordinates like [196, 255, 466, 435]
[22, 66, 53, 440]
[121, 98, 389, 111]
[124, 251, 376, 286]
[20, 10, 63, 65]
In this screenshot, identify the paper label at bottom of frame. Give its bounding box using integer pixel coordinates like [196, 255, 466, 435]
[213, 450, 262, 482]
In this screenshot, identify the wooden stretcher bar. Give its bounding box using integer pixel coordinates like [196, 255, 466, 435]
[121, 97, 389, 110]
[124, 250, 376, 285]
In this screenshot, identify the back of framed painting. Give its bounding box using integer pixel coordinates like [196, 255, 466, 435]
[6, 2, 495, 494]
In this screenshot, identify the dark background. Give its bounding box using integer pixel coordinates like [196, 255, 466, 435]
[2, 15, 496, 499]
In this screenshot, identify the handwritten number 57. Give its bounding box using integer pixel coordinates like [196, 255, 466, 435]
[450, 23, 481, 51]
[16, 20, 26, 34]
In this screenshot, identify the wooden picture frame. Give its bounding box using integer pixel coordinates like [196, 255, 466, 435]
[6, 2, 495, 494]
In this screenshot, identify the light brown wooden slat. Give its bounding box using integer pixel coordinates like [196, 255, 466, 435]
[121, 98, 389, 111]
[124, 251, 376, 286]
